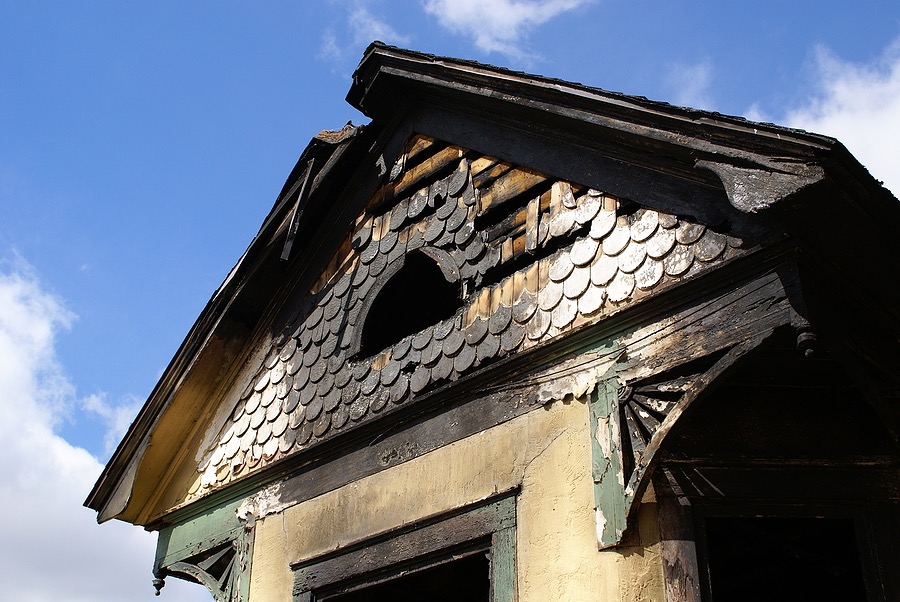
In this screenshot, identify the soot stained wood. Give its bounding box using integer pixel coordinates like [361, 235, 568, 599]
[654, 470, 702, 602]
[292, 495, 516, 601]
[371, 144, 462, 209]
[277, 382, 534, 511]
[478, 167, 547, 216]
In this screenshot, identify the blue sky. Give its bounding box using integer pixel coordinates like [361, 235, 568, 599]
[1, 1, 898, 600]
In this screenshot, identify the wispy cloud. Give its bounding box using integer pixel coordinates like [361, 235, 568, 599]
[742, 102, 770, 124]
[665, 59, 715, 110]
[0, 254, 210, 601]
[83, 392, 144, 458]
[319, 1, 411, 69]
[784, 39, 900, 196]
[423, 0, 590, 61]
[349, 3, 410, 47]
[318, 29, 347, 65]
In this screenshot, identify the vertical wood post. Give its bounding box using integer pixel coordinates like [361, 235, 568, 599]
[655, 470, 702, 602]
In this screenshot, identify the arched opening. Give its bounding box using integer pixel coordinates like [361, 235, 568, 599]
[653, 329, 899, 600]
[358, 251, 463, 357]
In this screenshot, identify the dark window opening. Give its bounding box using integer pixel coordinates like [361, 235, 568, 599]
[322, 553, 489, 602]
[704, 516, 867, 601]
[359, 252, 462, 357]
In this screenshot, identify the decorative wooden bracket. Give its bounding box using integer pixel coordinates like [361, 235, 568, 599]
[155, 517, 255, 601]
[166, 542, 239, 599]
[590, 331, 773, 548]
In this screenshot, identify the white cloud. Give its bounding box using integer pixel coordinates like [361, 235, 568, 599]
[423, 0, 590, 60]
[785, 39, 900, 196]
[665, 60, 715, 110]
[83, 392, 145, 457]
[349, 3, 410, 47]
[318, 29, 347, 65]
[742, 102, 770, 124]
[0, 254, 210, 602]
[319, 1, 410, 68]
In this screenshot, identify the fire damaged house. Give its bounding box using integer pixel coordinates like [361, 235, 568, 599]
[86, 44, 900, 601]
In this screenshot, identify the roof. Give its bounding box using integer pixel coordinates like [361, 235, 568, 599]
[86, 43, 899, 525]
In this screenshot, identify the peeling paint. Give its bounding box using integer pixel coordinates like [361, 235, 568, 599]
[589, 375, 628, 548]
[595, 508, 607, 543]
[596, 416, 612, 458]
[237, 482, 286, 524]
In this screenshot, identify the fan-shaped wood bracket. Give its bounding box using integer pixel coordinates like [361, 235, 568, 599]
[590, 331, 772, 548]
[154, 519, 255, 601]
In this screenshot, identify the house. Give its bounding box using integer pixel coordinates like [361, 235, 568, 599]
[86, 43, 900, 601]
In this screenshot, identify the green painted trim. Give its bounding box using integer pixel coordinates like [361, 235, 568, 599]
[235, 523, 255, 601]
[292, 493, 517, 601]
[589, 370, 627, 549]
[492, 524, 517, 602]
[154, 494, 255, 601]
[155, 498, 243, 570]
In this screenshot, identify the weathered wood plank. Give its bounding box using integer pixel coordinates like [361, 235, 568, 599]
[478, 167, 546, 215]
[511, 232, 527, 262]
[472, 159, 511, 188]
[615, 272, 790, 383]
[501, 237, 515, 263]
[469, 155, 501, 178]
[276, 384, 537, 513]
[292, 495, 515, 597]
[486, 205, 528, 243]
[372, 145, 463, 207]
[525, 196, 540, 252]
[590, 373, 628, 548]
[654, 472, 702, 602]
[524, 261, 540, 296]
[404, 134, 436, 162]
[491, 525, 517, 602]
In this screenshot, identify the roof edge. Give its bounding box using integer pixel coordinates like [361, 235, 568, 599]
[85, 125, 368, 516]
[348, 42, 837, 155]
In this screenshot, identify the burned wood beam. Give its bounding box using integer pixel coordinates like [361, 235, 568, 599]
[478, 166, 547, 215]
[371, 144, 463, 208]
[695, 158, 824, 213]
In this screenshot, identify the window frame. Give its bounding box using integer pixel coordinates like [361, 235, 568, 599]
[292, 493, 517, 602]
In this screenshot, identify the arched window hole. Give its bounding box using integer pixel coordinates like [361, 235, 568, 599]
[358, 251, 463, 358]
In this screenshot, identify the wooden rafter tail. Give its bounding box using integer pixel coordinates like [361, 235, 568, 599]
[281, 159, 316, 262]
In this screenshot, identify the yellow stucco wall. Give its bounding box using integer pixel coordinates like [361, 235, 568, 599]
[248, 396, 664, 601]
